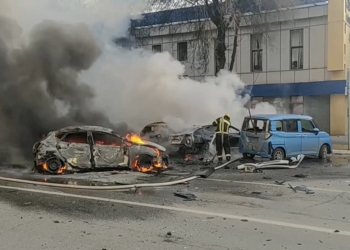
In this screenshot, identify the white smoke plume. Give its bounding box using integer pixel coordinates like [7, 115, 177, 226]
[0, 0, 276, 160]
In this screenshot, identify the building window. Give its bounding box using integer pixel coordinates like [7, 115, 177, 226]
[290, 96, 304, 114]
[251, 34, 263, 72]
[177, 42, 188, 61]
[152, 44, 162, 53]
[290, 29, 303, 70]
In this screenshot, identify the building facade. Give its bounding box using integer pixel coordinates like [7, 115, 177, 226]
[132, 0, 350, 135]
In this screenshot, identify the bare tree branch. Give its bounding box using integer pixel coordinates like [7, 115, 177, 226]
[132, 0, 300, 76]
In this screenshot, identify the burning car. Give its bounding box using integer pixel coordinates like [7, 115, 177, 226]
[140, 121, 173, 143]
[33, 126, 168, 174]
[141, 122, 240, 155]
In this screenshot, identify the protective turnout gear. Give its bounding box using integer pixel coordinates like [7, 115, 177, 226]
[212, 115, 231, 162]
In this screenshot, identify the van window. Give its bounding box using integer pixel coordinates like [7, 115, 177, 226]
[242, 118, 268, 132]
[275, 121, 283, 131]
[301, 119, 315, 132]
[283, 119, 298, 132]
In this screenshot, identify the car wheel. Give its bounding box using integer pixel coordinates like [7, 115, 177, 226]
[319, 144, 328, 159]
[271, 148, 285, 160]
[243, 153, 255, 159]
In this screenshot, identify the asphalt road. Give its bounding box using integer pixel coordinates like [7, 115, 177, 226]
[1, 154, 350, 250]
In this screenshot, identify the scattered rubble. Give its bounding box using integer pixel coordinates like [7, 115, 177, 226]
[174, 189, 197, 201]
[292, 174, 308, 178]
[275, 181, 286, 185]
[288, 184, 315, 194]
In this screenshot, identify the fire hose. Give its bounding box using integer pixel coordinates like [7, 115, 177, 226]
[0, 158, 241, 190]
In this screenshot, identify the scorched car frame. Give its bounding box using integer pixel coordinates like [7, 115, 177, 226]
[32, 126, 168, 174]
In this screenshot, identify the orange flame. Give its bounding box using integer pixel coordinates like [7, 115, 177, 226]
[132, 148, 168, 173]
[42, 163, 67, 174]
[185, 154, 193, 161]
[57, 166, 67, 174]
[126, 133, 145, 145]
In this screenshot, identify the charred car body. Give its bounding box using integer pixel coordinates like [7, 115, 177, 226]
[33, 126, 168, 174]
[141, 122, 240, 155]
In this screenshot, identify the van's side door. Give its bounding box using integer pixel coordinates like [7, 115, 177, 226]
[300, 119, 319, 155]
[282, 119, 302, 156]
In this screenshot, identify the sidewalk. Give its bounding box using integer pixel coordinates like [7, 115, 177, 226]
[331, 136, 350, 154]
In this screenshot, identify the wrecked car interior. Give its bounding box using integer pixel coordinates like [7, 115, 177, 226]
[141, 122, 240, 156]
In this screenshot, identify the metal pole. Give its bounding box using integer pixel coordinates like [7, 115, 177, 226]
[347, 69, 350, 150]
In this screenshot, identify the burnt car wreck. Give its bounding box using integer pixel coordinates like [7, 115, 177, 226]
[141, 122, 240, 155]
[33, 126, 168, 174]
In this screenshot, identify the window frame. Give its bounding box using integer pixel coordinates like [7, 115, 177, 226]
[300, 119, 315, 133]
[60, 132, 89, 144]
[290, 29, 304, 70]
[251, 33, 263, 72]
[152, 44, 162, 53]
[91, 132, 123, 146]
[275, 120, 283, 131]
[177, 42, 188, 61]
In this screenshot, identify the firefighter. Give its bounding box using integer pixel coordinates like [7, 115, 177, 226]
[212, 114, 231, 163]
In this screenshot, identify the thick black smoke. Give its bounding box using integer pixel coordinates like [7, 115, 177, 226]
[0, 16, 129, 162]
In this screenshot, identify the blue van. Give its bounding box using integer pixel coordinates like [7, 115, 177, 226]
[238, 114, 332, 160]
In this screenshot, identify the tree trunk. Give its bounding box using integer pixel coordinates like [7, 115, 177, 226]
[229, 19, 240, 72]
[215, 24, 226, 76]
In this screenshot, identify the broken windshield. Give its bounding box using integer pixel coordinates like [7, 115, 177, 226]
[242, 118, 268, 132]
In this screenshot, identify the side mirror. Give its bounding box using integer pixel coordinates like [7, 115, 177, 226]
[312, 128, 320, 134]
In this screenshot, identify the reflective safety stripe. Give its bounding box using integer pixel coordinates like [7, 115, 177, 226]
[225, 154, 231, 157]
[223, 120, 230, 125]
[217, 155, 223, 158]
[215, 132, 228, 134]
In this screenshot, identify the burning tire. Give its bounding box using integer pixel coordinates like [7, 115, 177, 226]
[36, 156, 67, 174]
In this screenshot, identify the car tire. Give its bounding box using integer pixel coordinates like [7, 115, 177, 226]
[271, 148, 285, 160]
[243, 153, 255, 159]
[319, 144, 328, 159]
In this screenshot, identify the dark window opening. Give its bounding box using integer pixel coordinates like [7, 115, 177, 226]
[242, 118, 268, 132]
[152, 44, 162, 53]
[177, 42, 188, 61]
[251, 34, 263, 72]
[92, 132, 122, 146]
[61, 132, 88, 144]
[283, 120, 298, 133]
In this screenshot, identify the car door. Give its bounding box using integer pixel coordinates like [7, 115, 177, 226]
[282, 119, 302, 156]
[91, 131, 124, 168]
[57, 132, 92, 169]
[300, 119, 319, 156]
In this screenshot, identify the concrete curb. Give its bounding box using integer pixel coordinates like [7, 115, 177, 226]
[333, 149, 350, 155]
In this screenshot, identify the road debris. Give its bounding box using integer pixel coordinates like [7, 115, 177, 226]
[288, 184, 315, 194]
[288, 183, 297, 193]
[251, 192, 262, 195]
[292, 174, 308, 178]
[174, 189, 197, 201]
[237, 155, 305, 173]
[275, 181, 286, 185]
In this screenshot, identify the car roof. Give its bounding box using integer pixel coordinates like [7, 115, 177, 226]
[56, 125, 114, 134]
[244, 114, 313, 121]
